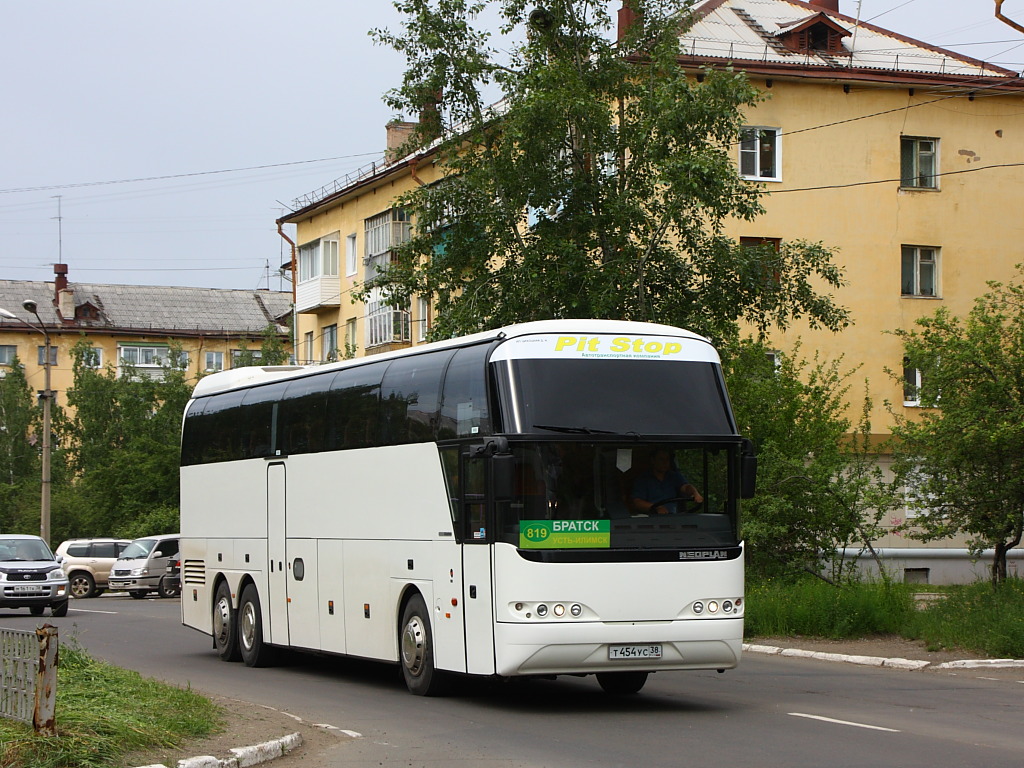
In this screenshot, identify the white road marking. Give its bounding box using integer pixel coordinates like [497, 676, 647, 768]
[67, 607, 119, 614]
[789, 712, 900, 732]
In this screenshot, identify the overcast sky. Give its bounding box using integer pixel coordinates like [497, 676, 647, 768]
[1, 0, 1021, 294]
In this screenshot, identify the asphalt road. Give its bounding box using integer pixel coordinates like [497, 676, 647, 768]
[5, 595, 1024, 767]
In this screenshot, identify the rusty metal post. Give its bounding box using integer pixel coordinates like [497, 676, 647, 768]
[33, 624, 58, 736]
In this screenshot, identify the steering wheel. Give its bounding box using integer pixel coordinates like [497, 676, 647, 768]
[647, 496, 704, 515]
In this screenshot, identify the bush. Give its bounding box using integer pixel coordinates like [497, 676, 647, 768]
[908, 578, 1024, 657]
[745, 578, 917, 639]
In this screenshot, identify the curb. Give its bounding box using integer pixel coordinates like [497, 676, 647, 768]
[134, 732, 302, 768]
[743, 643, 1024, 671]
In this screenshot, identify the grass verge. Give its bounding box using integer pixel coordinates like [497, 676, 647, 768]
[0, 643, 221, 768]
[745, 576, 1024, 658]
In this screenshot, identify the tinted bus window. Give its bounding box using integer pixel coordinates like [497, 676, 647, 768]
[239, 381, 289, 458]
[379, 350, 455, 445]
[493, 359, 733, 436]
[184, 389, 248, 464]
[438, 344, 492, 439]
[325, 363, 387, 450]
[278, 374, 330, 456]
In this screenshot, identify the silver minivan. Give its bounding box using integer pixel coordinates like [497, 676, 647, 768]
[108, 534, 180, 599]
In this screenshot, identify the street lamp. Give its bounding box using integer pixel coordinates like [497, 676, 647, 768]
[0, 301, 52, 546]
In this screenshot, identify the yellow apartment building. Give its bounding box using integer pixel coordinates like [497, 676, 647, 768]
[0, 265, 293, 410]
[277, 0, 1023, 580]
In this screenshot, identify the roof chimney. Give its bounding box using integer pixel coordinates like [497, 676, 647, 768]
[386, 120, 418, 163]
[53, 263, 68, 296]
[618, 0, 640, 40]
[810, 0, 839, 12]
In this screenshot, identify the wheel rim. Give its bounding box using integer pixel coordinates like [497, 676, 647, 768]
[240, 599, 257, 652]
[401, 614, 426, 677]
[70, 576, 92, 598]
[213, 595, 232, 647]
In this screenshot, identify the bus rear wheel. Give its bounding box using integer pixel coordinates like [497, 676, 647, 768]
[597, 671, 649, 695]
[239, 584, 275, 668]
[212, 581, 241, 662]
[400, 594, 448, 696]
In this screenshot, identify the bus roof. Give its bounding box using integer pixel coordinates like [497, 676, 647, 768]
[188, 319, 713, 399]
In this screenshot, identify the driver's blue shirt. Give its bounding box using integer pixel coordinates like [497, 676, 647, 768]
[632, 470, 690, 514]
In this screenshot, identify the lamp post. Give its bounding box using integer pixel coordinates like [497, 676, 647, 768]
[0, 301, 52, 546]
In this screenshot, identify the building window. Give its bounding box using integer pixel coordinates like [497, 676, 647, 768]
[345, 233, 358, 277]
[366, 297, 411, 349]
[903, 362, 923, 406]
[417, 296, 431, 342]
[900, 137, 938, 189]
[322, 324, 338, 362]
[118, 344, 187, 379]
[37, 347, 58, 366]
[303, 332, 314, 364]
[0, 345, 17, 365]
[82, 347, 103, 368]
[901, 246, 938, 297]
[364, 209, 411, 284]
[739, 127, 781, 181]
[344, 318, 357, 357]
[230, 349, 263, 366]
[297, 233, 340, 284]
[205, 351, 224, 372]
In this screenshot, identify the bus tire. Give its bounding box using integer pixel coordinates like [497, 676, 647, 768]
[399, 594, 449, 696]
[239, 584, 275, 668]
[212, 581, 241, 662]
[596, 671, 648, 695]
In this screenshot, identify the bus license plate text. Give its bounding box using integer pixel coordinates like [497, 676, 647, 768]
[609, 644, 662, 660]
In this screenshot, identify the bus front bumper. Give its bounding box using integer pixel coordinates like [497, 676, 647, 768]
[493, 617, 743, 678]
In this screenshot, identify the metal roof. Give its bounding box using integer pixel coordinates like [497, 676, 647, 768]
[685, 0, 1018, 79]
[0, 280, 293, 336]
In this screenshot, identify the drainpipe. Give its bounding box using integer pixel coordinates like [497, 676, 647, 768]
[277, 222, 299, 364]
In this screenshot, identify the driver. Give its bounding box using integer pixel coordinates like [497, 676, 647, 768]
[630, 448, 703, 515]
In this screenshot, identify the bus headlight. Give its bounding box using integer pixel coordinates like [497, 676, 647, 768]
[570, 604, 582, 617]
[536, 604, 548, 617]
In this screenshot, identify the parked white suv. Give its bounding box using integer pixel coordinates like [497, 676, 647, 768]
[109, 534, 180, 599]
[0, 534, 70, 616]
[55, 538, 131, 598]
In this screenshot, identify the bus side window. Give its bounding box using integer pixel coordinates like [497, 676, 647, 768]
[439, 447, 460, 527]
[463, 455, 487, 542]
[438, 345, 492, 439]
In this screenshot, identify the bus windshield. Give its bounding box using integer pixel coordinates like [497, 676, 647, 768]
[496, 441, 739, 551]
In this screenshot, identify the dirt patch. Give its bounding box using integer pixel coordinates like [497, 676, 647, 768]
[121, 693, 351, 768]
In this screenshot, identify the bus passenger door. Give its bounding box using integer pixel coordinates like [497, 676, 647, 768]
[461, 454, 496, 674]
[267, 462, 289, 646]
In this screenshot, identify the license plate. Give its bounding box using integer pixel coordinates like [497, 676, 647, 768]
[609, 644, 663, 660]
[13, 585, 38, 593]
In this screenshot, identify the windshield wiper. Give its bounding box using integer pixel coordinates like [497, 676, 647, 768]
[533, 424, 613, 435]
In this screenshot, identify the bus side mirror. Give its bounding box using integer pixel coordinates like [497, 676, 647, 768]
[492, 453, 515, 501]
[740, 440, 757, 499]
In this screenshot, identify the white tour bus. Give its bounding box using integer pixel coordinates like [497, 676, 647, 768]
[179, 319, 756, 695]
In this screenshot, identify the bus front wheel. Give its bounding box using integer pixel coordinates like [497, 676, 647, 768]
[212, 581, 241, 662]
[239, 584, 275, 668]
[400, 594, 448, 696]
[597, 671, 649, 695]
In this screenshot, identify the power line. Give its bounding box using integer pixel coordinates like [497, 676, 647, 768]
[0, 152, 383, 196]
[771, 161, 1024, 194]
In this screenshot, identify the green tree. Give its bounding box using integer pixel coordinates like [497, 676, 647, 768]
[724, 339, 895, 583]
[890, 274, 1024, 584]
[58, 340, 191, 539]
[229, 325, 291, 368]
[0, 356, 41, 531]
[368, 0, 849, 344]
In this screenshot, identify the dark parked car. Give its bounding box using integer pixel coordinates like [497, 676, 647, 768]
[0, 534, 70, 617]
[162, 556, 181, 598]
